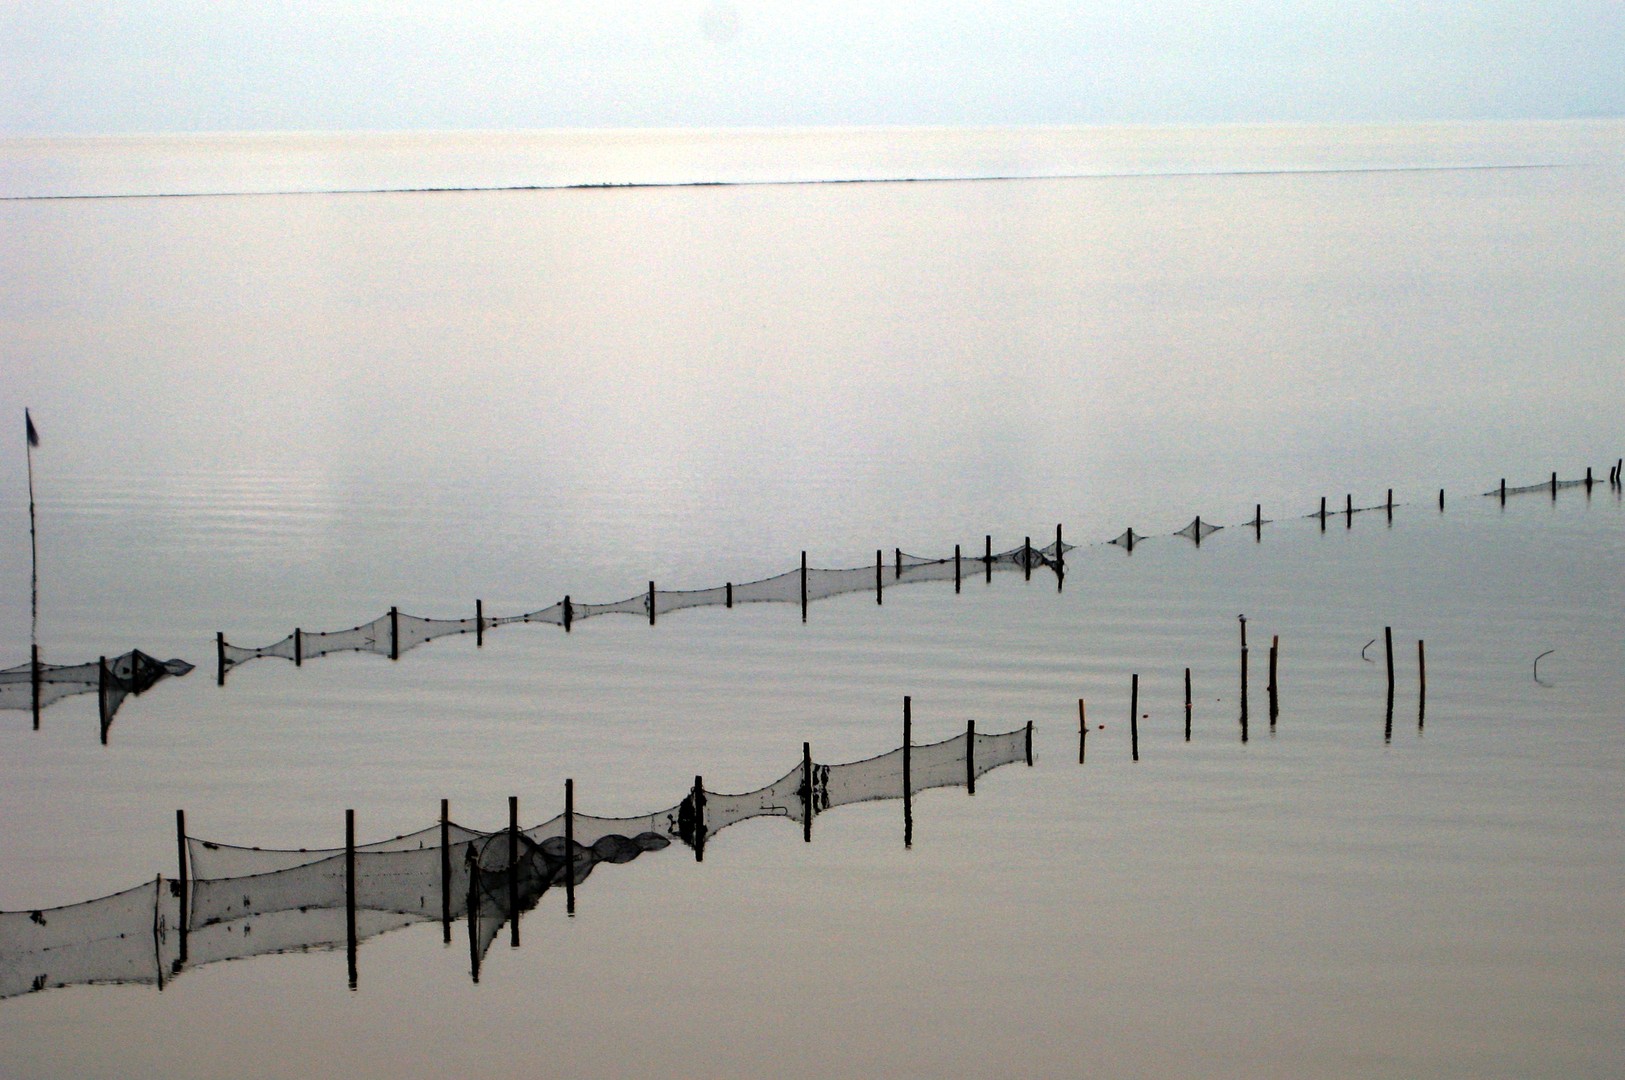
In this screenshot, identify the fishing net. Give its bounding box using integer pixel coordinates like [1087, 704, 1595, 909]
[1175, 518, 1224, 543]
[3, 723, 1032, 997]
[0, 650, 193, 730]
[216, 542, 1075, 674]
[1485, 476, 1592, 498]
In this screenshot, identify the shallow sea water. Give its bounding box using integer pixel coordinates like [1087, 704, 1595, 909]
[1, 122, 1623, 1078]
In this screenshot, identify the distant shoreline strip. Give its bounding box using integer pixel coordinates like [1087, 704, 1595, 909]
[0, 161, 1570, 202]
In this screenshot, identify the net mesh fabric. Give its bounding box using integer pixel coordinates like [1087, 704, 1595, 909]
[0, 650, 192, 715]
[2, 723, 1030, 998]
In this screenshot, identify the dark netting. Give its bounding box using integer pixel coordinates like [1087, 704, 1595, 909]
[0, 877, 175, 999]
[187, 822, 482, 880]
[0, 650, 193, 731]
[1108, 528, 1144, 551]
[3, 722, 1032, 997]
[1175, 518, 1224, 543]
[1485, 476, 1592, 498]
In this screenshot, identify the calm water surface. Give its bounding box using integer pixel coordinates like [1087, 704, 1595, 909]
[1, 123, 1622, 1078]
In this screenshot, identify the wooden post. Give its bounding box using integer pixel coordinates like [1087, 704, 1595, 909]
[801, 551, 808, 622]
[802, 742, 813, 843]
[345, 809, 357, 989]
[724, 584, 732, 609]
[97, 656, 109, 740]
[388, 607, 399, 660]
[966, 719, 976, 794]
[1585, 466, 1593, 491]
[692, 776, 705, 862]
[1418, 639, 1427, 731]
[895, 547, 902, 580]
[1193, 516, 1203, 547]
[294, 628, 302, 666]
[1268, 635, 1279, 727]
[440, 799, 451, 943]
[1130, 674, 1139, 761]
[875, 550, 883, 604]
[175, 810, 189, 936]
[1055, 523, 1063, 570]
[508, 796, 519, 946]
[1184, 667, 1192, 741]
[985, 534, 992, 584]
[563, 595, 573, 631]
[216, 632, 225, 686]
[1386, 488, 1393, 524]
[1345, 494, 1353, 528]
[1499, 478, 1506, 505]
[954, 544, 961, 593]
[30, 644, 40, 730]
[1385, 626, 1395, 696]
[1439, 488, 1445, 511]
[475, 600, 484, 647]
[903, 697, 913, 847]
[565, 779, 575, 916]
[1240, 647, 1249, 741]
[1319, 496, 1328, 531]
[1025, 720, 1034, 766]
[1240, 617, 1247, 650]
[1551, 471, 1558, 499]
[648, 582, 656, 626]
[1077, 698, 1088, 762]
[1024, 536, 1031, 580]
[1255, 504, 1262, 542]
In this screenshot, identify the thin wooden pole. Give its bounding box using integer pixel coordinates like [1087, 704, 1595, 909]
[985, 534, 992, 584]
[1024, 536, 1032, 580]
[1345, 494, 1353, 528]
[1255, 504, 1262, 542]
[1078, 698, 1087, 763]
[1385, 626, 1395, 696]
[1319, 496, 1328, 531]
[565, 779, 575, 916]
[1025, 720, 1034, 766]
[508, 796, 519, 946]
[475, 600, 484, 647]
[31, 643, 40, 730]
[802, 742, 813, 843]
[692, 776, 705, 862]
[1418, 639, 1427, 731]
[1500, 478, 1506, 505]
[97, 656, 109, 740]
[1055, 523, 1063, 570]
[563, 595, 573, 631]
[800, 551, 808, 622]
[894, 547, 902, 580]
[388, 606, 399, 660]
[954, 544, 961, 593]
[903, 697, 913, 847]
[1585, 466, 1593, 491]
[876, 550, 883, 604]
[1551, 471, 1558, 499]
[648, 582, 656, 626]
[1386, 489, 1393, 524]
[1439, 488, 1445, 511]
[175, 810, 189, 937]
[345, 809, 357, 989]
[1184, 667, 1192, 741]
[1194, 516, 1203, 547]
[1130, 674, 1139, 761]
[1268, 635, 1279, 727]
[724, 583, 732, 609]
[440, 799, 451, 943]
[1240, 647, 1249, 742]
[294, 628, 302, 666]
[966, 719, 976, 794]
[216, 632, 225, 686]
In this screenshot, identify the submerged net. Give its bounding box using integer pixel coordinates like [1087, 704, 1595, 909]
[0, 650, 193, 733]
[1485, 476, 1593, 498]
[2, 722, 1032, 998]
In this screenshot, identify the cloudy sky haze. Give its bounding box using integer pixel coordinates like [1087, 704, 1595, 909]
[1, 2, 1621, 134]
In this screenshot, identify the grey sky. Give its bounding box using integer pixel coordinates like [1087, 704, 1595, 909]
[2, 2, 1621, 134]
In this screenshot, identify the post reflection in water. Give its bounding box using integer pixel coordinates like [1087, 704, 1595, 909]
[0, 720, 1032, 997]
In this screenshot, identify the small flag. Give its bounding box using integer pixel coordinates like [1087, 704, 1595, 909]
[25, 409, 39, 448]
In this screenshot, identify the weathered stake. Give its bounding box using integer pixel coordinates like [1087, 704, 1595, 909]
[966, 719, 976, 794]
[508, 796, 520, 946]
[345, 808, 357, 989]
[895, 547, 902, 580]
[175, 809, 189, 938]
[563, 595, 573, 631]
[1268, 635, 1279, 727]
[475, 600, 484, 647]
[1385, 625, 1395, 696]
[985, 535, 992, 584]
[1024, 536, 1032, 580]
[875, 550, 884, 605]
[1184, 667, 1192, 741]
[389, 606, 399, 660]
[802, 742, 813, 843]
[1130, 674, 1139, 761]
[1418, 639, 1427, 731]
[294, 628, 302, 666]
[1025, 720, 1034, 766]
[954, 544, 961, 593]
[31, 643, 40, 730]
[647, 582, 656, 626]
[801, 551, 808, 622]
[216, 632, 225, 686]
[903, 697, 913, 847]
[565, 779, 576, 916]
[1078, 698, 1088, 763]
[440, 799, 451, 943]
